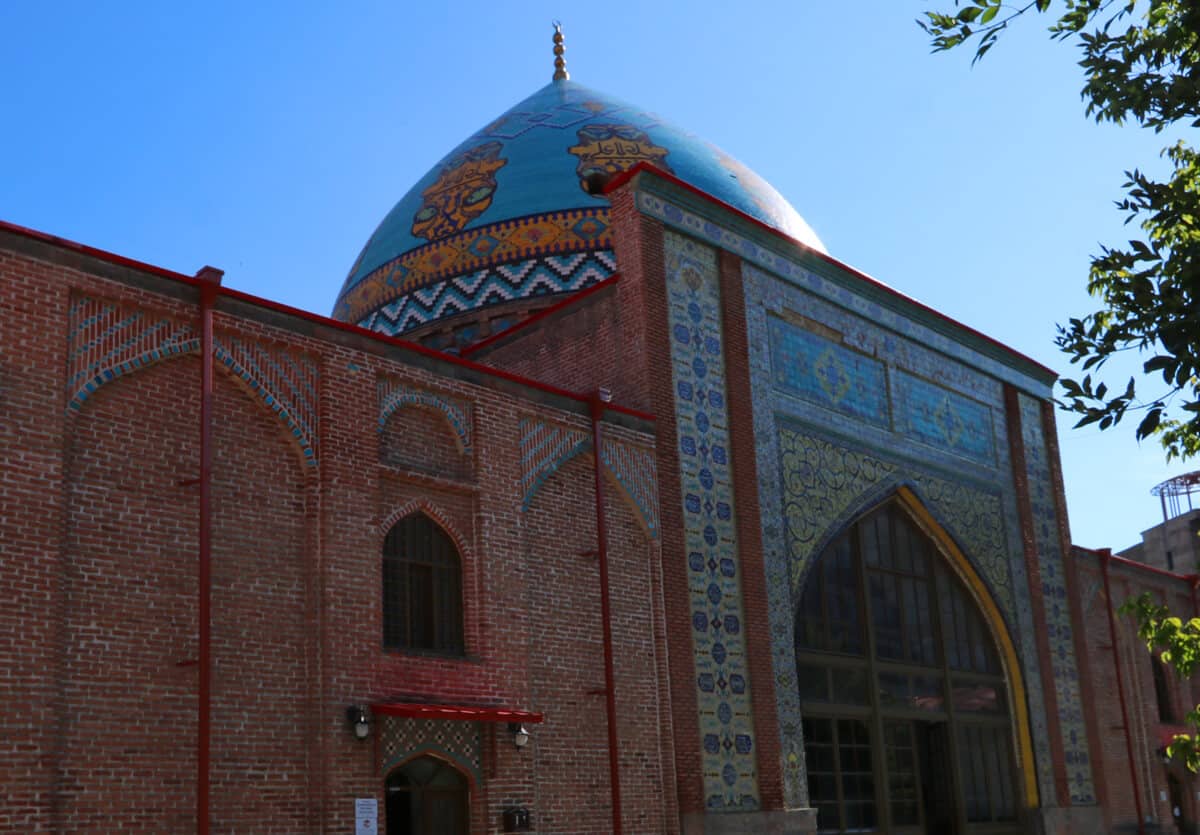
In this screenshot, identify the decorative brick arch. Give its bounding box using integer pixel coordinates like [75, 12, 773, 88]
[379, 731, 481, 788]
[518, 417, 589, 509]
[519, 417, 660, 538]
[377, 499, 472, 563]
[600, 439, 659, 539]
[378, 380, 472, 455]
[211, 337, 318, 467]
[65, 295, 319, 467]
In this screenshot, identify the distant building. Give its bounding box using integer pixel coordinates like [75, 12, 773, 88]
[1119, 474, 1200, 574]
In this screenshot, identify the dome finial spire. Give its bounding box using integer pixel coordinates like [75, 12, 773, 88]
[552, 21, 569, 81]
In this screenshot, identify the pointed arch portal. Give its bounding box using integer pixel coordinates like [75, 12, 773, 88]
[795, 489, 1035, 834]
[384, 755, 469, 835]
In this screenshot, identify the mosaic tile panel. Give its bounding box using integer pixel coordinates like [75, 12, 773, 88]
[378, 379, 472, 453]
[361, 250, 616, 336]
[636, 189, 1052, 396]
[66, 295, 319, 465]
[379, 716, 482, 782]
[66, 294, 199, 410]
[599, 439, 660, 539]
[776, 428, 1011, 614]
[740, 262, 1054, 806]
[893, 370, 995, 467]
[766, 316, 889, 428]
[1019, 393, 1095, 804]
[664, 231, 759, 811]
[518, 417, 589, 509]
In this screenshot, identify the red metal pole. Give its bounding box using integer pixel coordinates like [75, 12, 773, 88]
[1103, 548, 1146, 835]
[196, 267, 222, 835]
[589, 392, 623, 835]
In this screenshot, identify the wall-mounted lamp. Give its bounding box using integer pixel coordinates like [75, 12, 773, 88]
[346, 705, 372, 740]
[507, 722, 531, 749]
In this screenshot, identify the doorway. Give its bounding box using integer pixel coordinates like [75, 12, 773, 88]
[385, 755, 469, 835]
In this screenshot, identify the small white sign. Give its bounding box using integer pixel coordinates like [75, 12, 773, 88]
[355, 798, 377, 835]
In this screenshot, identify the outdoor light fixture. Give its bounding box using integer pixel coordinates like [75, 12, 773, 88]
[346, 705, 372, 740]
[508, 722, 531, 749]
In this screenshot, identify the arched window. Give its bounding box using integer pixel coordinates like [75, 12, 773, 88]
[796, 503, 1020, 834]
[382, 513, 464, 654]
[385, 755, 469, 835]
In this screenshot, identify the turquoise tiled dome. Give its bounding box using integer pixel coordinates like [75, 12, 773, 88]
[333, 78, 823, 337]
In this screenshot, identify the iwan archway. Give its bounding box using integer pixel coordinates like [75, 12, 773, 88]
[795, 490, 1036, 834]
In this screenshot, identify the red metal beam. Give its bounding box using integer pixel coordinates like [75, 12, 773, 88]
[602, 162, 1058, 380]
[589, 392, 624, 835]
[195, 266, 223, 835]
[0, 218, 654, 422]
[369, 702, 544, 724]
[1102, 548, 1146, 835]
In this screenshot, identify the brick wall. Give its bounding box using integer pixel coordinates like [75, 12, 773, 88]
[467, 285, 624, 402]
[1073, 547, 1200, 834]
[0, 230, 668, 834]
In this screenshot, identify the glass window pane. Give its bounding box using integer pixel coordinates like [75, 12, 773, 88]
[871, 575, 903, 660]
[797, 664, 830, 703]
[832, 667, 869, 705]
[952, 680, 1004, 714]
[911, 675, 945, 713]
[877, 672, 909, 709]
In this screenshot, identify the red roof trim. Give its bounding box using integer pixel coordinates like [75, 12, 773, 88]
[1075, 545, 1200, 584]
[460, 273, 622, 358]
[370, 702, 544, 724]
[605, 163, 1057, 380]
[0, 219, 654, 422]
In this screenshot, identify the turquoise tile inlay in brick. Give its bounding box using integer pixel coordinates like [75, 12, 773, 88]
[664, 230, 759, 811]
[767, 316, 888, 427]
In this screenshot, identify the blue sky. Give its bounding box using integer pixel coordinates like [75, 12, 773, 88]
[3, 1, 1189, 550]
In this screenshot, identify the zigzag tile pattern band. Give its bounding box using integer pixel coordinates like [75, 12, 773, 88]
[361, 250, 617, 336]
[664, 231, 759, 810]
[66, 295, 319, 466]
[378, 379, 472, 453]
[336, 209, 612, 325]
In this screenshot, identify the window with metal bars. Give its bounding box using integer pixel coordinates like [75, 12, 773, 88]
[383, 514, 464, 654]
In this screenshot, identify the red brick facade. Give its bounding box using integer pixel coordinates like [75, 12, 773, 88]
[0, 226, 671, 834]
[1072, 548, 1200, 834]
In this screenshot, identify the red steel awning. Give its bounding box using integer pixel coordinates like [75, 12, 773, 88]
[370, 702, 544, 724]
